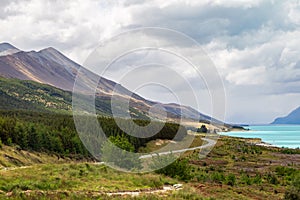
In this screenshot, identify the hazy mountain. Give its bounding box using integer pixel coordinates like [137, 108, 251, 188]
[272, 107, 300, 124]
[0, 43, 20, 56]
[0, 42, 215, 123]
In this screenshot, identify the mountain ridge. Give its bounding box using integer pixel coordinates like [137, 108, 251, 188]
[0, 42, 220, 124]
[272, 106, 300, 124]
[0, 42, 20, 56]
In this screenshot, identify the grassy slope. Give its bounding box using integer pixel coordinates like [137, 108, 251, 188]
[140, 135, 300, 200]
[185, 136, 300, 200]
[0, 77, 72, 113]
[0, 136, 299, 199]
[0, 145, 70, 168]
[0, 77, 151, 119]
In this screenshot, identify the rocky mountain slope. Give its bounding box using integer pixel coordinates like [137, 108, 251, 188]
[0, 43, 215, 123]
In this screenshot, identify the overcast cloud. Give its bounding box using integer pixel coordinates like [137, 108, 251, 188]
[1, 0, 300, 124]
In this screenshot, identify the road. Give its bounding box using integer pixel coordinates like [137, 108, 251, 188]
[139, 137, 216, 159]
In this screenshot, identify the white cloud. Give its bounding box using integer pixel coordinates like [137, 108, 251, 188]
[1, 0, 300, 123]
[226, 66, 266, 85]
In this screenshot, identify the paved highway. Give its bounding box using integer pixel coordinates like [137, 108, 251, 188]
[139, 138, 216, 159]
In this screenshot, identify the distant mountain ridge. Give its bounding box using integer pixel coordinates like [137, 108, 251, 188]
[0, 42, 218, 124]
[0, 42, 20, 56]
[272, 107, 300, 124]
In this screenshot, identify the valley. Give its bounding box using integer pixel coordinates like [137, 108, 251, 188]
[0, 131, 299, 199]
[0, 43, 299, 199]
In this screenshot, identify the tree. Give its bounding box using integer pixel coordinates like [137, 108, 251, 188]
[151, 155, 193, 181]
[101, 135, 141, 170]
[197, 125, 208, 133]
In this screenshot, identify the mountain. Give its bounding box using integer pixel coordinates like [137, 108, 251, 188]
[0, 42, 216, 123]
[272, 107, 300, 124]
[0, 43, 20, 56]
[0, 77, 141, 118]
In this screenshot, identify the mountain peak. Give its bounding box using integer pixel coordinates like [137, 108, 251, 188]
[0, 42, 20, 56]
[40, 46, 59, 52]
[272, 106, 300, 124]
[0, 42, 19, 50]
[38, 47, 63, 56]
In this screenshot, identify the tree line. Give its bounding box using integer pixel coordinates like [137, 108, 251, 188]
[0, 110, 187, 159]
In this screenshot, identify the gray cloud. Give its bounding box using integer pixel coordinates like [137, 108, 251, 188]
[1, 0, 300, 123]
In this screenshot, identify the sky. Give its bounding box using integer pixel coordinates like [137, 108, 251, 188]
[1, 0, 300, 124]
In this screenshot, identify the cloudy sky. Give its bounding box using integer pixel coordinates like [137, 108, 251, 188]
[1, 0, 300, 124]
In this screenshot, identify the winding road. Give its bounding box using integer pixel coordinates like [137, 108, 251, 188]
[139, 137, 216, 159]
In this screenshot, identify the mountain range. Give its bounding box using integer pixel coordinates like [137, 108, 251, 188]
[272, 107, 300, 124]
[0, 42, 221, 126]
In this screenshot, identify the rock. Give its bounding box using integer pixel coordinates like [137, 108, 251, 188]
[173, 184, 183, 189]
[6, 192, 13, 197]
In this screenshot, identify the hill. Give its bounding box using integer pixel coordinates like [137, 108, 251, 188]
[272, 107, 300, 124]
[0, 77, 72, 113]
[0, 42, 216, 124]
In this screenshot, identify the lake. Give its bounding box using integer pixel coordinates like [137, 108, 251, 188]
[220, 125, 300, 149]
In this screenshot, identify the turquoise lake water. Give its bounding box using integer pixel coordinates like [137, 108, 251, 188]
[220, 125, 300, 149]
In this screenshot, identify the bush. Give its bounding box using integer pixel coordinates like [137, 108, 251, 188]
[266, 173, 279, 185]
[197, 125, 208, 133]
[241, 174, 252, 185]
[153, 156, 193, 182]
[284, 173, 300, 200]
[276, 166, 297, 177]
[253, 174, 262, 185]
[210, 172, 225, 183]
[196, 172, 209, 182]
[226, 173, 236, 186]
[101, 135, 142, 170]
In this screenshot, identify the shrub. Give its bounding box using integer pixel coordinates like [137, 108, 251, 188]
[153, 156, 193, 182]
[210, 172, 225, 183]
[226, 173, 236, 186]
[197, 125, 208, 133]
[101, 135, 141, 170]
[275, 166, 297, 177]
[253, 174, 262, 185]
[241, 174, 252, 185]
[284, 173, 300, 200]
[196, 172, 209, 182]
[7, 137, 12, 146]
[266, 173, 279, 185]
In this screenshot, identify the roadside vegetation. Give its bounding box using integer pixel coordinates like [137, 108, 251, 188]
[0, 110, 186, 159]
[0, 111, 299, 199]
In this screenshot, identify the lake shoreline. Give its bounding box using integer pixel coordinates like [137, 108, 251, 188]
[219, 125, 300, 149]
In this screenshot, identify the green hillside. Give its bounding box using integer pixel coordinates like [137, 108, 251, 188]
[0, 77, 72, 113]
[0, 77, 151, 119]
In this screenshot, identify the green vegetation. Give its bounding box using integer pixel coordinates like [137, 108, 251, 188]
[0, 110, 186, 160]
[0, 163, 179, 199]
[284, 173, 300, 200]
[101, 135, 142, 170]
[197, 125, 208, 133]
[0, 77, 72, 113]
[1, 135, 299, 199]
[138, 135, 300, 199]
[0, 77, 154, 119]
[0, 108, 299, 199]
[0, 112, 89, 157]
[280, 148, 300, 154]
[152, 155, 193, 181]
